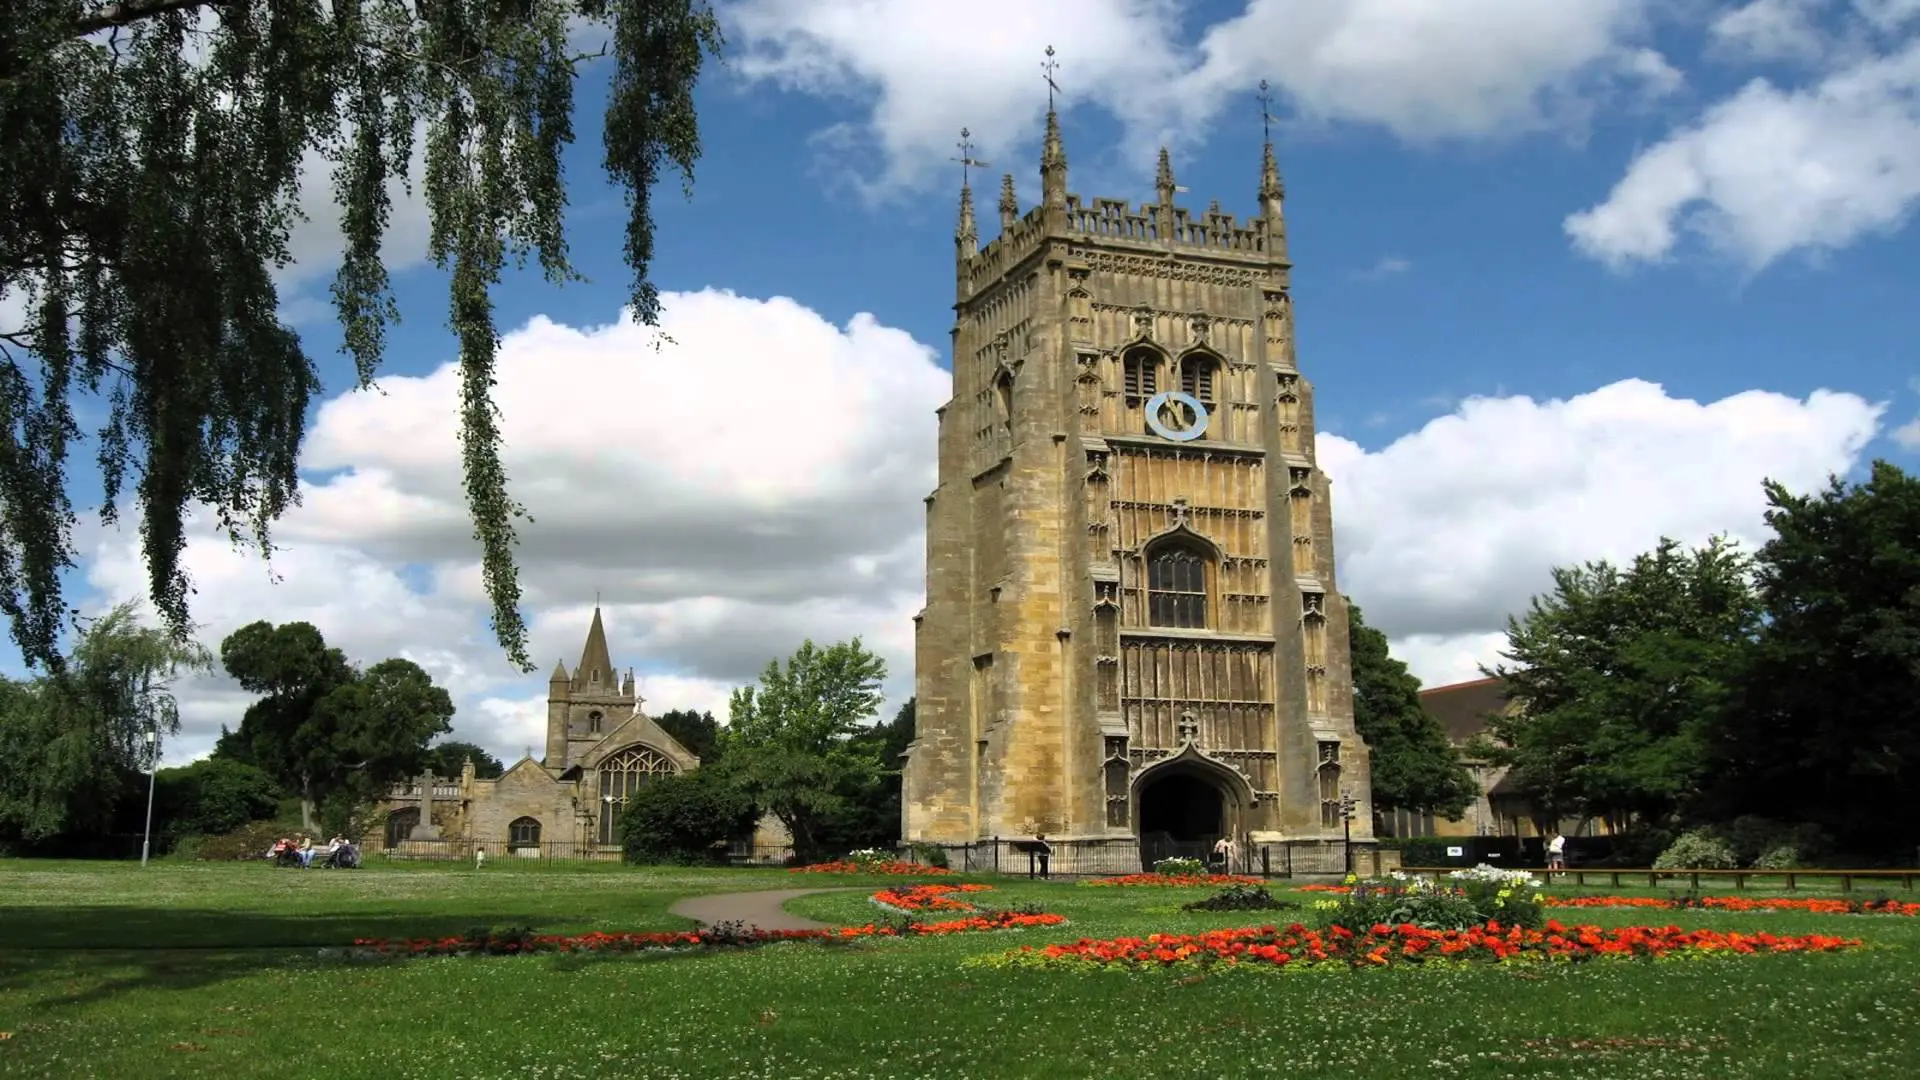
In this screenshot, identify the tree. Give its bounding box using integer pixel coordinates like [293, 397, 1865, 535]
[1486, 537, 1761, 833]
[653, 708, 720, 764]
[0, 599, 211, 843]
[722, 639, 889, 863]
[215, 620, 355, 827]
[425, 740, 504, 780]
[1709, 462, 1920, 853]
[617, 763, 756, 864]
[217, 621, 452, 827]
[1344, 604, 1476, 822]
[0, 1, 723, 672]
[153, 757, 283, 845]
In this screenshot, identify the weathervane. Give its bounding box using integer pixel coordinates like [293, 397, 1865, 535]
[1043, 45, 1061, 110]
[1258, 79, 1273, 143]
[952, 128, 991, 188]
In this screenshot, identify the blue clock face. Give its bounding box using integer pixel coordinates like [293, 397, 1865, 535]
[1145, 391, 1209, 441]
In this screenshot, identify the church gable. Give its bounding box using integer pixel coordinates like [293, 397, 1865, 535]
[496, 756, 561, 788]
[580, 710, 700, 773]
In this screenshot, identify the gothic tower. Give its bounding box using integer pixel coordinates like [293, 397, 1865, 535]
[543, 605, 639, 771]
[902, 106, 1374, 862]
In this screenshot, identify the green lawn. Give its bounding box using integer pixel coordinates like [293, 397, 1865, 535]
[2, 861, 1917, 1079]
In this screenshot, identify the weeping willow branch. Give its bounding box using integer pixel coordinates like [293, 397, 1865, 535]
[0, 0, 720, 672]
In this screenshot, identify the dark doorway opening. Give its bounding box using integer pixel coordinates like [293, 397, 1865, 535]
[385, 807, 419, 848]
[1137, 771, 1227, 869]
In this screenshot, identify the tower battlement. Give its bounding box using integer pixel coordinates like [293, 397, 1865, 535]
[955, 112, 1289, 304]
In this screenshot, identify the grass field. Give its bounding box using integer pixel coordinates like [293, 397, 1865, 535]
[2, 860, 1917, 1080]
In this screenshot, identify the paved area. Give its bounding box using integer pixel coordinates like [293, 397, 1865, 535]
[669, 887, 865, 931]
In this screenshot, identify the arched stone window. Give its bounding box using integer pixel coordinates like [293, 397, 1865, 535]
[385, 806, 419, 848]
[1146, 540, 1209, 629]
[1122, 346, 1160, 401]
[587, 709, 604, 735]
[1179, 353, 1216, 407]
[508, 816, 542, 851]
[596, 744, 679, 846]
[1317, 741, 1342, 829]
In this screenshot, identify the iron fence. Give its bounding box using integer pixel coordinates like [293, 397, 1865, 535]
[899, 837, 1400, 880]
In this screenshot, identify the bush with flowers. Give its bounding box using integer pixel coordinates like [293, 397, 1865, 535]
[1154, 856, 1207, 876]
[1309, 868, 1548, 934]
[1085, 872, 1263, 888]
[789, 855, 950, 875]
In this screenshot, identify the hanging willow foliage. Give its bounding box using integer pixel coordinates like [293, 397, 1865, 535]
[0, 0, 720, 671]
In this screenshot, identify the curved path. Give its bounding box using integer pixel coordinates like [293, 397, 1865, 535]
[670, 887, 866, 932]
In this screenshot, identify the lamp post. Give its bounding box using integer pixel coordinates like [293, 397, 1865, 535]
[140, 726, 160, 867]
[600, 793, 615, 848]
[1339, 789, 1358, 876]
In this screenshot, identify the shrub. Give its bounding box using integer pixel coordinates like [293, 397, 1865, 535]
[1181, 884, 1298, 913]
[1154, 856, 1206, 876]
[620, 766, 758, 865]
[191, 819, 295, 861]
[1397, 838, 1452, 867]
[1314, 870, 1546, 934]
[907, 841, 950, 869]
[1653, 828, 1740, 870]
[153, 758, 283, 845]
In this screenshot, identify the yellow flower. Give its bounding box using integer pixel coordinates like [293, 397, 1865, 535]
[1343, 874, 1358, 885]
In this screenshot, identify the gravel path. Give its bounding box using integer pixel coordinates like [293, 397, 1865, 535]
[669, 887, 866, 932]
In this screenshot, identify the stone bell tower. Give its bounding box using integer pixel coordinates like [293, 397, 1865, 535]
[902, 77, 1373, 864]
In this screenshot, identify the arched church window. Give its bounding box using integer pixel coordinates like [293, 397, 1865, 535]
[508, 816, 542, 850]
[1123, 346, 1159, 400]
[588, 710, 604, 735]
[1179, 354, 1216, 405]
[994, 370, 1014, 433]
[385, 806, 420, 849]
[1317, 741, 1342, 829]
[1146, 541, 1209, 629]
[596, 744, 679, 846]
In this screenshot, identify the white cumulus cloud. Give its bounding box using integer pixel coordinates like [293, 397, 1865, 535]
[1569, 18, 1920, 270]
[78, 296, 1886, 764]
[82, 289, 945, 765]
[724, 0, 1673, 196]
[1320, 378, 1883, 684]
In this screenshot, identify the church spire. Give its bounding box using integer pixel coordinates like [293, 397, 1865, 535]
[1257, 79, 1289, 263]
[1040, 46, 1068, 211]
[1155, 147, 1176, 207]
[953, 127, 984, 253]
[575, 604, 615, 690]
[998, 172, 1018, 230]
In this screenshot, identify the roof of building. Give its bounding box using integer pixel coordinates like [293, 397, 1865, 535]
[1418, 676, 1512, 744]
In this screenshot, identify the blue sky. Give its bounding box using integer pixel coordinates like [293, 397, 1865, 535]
[18, 0, 1918, 763]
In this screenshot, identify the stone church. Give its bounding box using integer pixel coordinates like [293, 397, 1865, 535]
[902, 104, 1375, 867]
[375, 607, 701, 856]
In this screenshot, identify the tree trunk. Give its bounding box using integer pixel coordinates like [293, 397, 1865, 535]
[301, 776, 314, 832]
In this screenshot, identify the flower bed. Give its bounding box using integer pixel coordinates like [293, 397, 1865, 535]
[1301, 884, 1920, 916]
[788, 859, 950, 875]
[1084, 873, 1262, 888]
[348, 883, 1062, 958]
[1550, 895, 1920, 916]
[871, 883, 995, 913]
[975, 919, 1863, 971]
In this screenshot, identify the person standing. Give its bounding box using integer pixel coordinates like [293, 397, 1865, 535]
[1547, 832, 1567, 871]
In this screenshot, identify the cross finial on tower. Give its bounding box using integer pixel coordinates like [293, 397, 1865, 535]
[1043, 45, 1061, 111]
[953, 127, 991, 189]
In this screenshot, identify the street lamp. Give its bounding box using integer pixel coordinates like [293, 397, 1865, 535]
[140, 726, 160, 867]
[1339, 788, 1358, 876]
[600, 794, 615, 847]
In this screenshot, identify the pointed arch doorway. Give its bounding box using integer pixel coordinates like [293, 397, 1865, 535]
[1132, 745, 1253, 871]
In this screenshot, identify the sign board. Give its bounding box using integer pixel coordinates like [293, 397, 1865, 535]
[1446, 846, 1465, 857]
